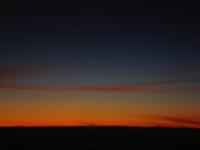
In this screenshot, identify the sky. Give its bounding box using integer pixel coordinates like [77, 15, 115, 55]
[0, 1, 200, 127]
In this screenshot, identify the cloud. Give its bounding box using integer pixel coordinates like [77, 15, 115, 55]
[161, 116, 200, 127]
[0, 82, 200, 93]
[0, 61, 85, 80]
[0, 66, 43, 79]
[155, 87, 200, 93]
[0, 83, 152, 93]
[137, 77, 200, 86]
[0, 67, 28, 79]
[0, 65, 200, 93]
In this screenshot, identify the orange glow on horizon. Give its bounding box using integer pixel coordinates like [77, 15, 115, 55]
[1, 89, 199, 129]
[0, 122, 199, 128]
[0, 115, 199, 128]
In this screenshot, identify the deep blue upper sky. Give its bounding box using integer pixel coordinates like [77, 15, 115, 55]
[0, 1, 200, 86]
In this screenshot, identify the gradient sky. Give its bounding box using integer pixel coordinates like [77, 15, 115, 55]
[0, 1, 200, 128]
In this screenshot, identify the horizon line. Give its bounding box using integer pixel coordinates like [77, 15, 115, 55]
[0, 125, 200, 129]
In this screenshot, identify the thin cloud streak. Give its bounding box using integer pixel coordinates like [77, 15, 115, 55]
[161, 116, 200, 127]
[0, 64, 74, 80]
[0, 65, 200, 93]
[0, 83, 200, 93]
[0, 66, 45, 79]
[0, 65, 200, 84]
[0, 62, 86, 80]
[137, 77, 200, 86]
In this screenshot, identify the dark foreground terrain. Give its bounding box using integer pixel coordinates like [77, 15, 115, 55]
[0, 127, 199, 150]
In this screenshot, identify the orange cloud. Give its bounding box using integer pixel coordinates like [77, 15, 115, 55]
[159, 116, 200, 128]
[162, 116, 200, 126]
[0, 82, 200, 93]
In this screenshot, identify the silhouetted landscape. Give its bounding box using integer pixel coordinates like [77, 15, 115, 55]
[0, 127, 199, 150]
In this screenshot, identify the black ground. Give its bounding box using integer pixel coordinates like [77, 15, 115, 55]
[0, 127, 199, 150]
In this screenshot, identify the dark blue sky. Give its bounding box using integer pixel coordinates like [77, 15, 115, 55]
[0, 0, 200, 127]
